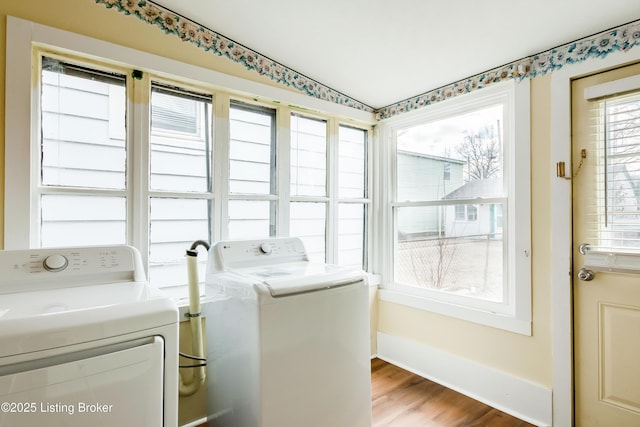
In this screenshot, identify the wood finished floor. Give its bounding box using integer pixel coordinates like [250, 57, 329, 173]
[199, 359, 536, 427]
[371, 358, 535, 427]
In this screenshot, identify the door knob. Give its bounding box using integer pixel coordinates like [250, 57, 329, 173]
[577, 267, 595, 281]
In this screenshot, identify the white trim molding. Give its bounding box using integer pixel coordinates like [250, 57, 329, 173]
[377, 332, 552, 427]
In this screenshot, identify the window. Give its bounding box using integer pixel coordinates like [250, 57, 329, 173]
[5, 32, 372, 294]
[590, 91, 640, 251]
[38, 58, 216, 286]
[443, 163, 451, 181]
[466, 204, 478, 221]
[288, 117, 371, 266]
[337, 125, 369, 269]
[395, 103, 505, 302]
[290, 114, 328, 261]
[381, 80, 531, 334]
[148, 83, 213, 286]
[39, 58, 128, 247]
[228, 102, 277, 239]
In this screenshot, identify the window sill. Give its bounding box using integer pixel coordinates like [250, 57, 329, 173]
[364, 273, 382, 287]
[378, 288, 531, 336]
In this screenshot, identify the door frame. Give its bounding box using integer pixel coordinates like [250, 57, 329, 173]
[550, 48, 640, 426]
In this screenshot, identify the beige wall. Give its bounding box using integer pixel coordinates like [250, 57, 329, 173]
[378, 74, 554, 387]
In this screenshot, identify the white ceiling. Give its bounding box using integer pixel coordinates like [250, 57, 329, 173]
[156, 0, 640, 109]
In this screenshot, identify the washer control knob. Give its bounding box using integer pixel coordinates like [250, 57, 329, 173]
[43, 254, 69, 272]
[259, 243, 272, 255]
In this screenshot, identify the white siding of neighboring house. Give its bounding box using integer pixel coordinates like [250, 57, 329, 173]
[443, 178, 504, 239]
[445, 203, 500, 238]
[396, 151, 464, 237]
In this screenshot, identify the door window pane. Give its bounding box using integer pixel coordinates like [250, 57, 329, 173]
[150, 85, 212, 192]
[229, 103, 276, 195]
[290, 115, 327, 197]
[290, 202, 326, 262]
[595, 93, 640, 250]
[41, 57, 126, 190]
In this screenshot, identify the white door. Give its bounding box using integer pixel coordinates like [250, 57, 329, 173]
[572, 62, 640, 426]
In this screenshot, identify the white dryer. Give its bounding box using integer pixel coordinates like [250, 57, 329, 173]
[205, 237, 371, 427]
[0, 245, 178, 427]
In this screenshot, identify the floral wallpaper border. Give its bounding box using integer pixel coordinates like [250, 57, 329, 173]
[95, 0, 640, 120]
[94, 0, 375, 113]
[377, 19, 640, 120]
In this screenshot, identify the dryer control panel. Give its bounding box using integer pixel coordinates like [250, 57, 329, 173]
[0, 246, 146, 293]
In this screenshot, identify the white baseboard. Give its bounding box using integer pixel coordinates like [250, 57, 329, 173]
[180, 416, 207, 427]
[376, 332, 552, 427]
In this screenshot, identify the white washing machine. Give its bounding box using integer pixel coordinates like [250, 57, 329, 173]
[0, 245, 178, 427]
[205, 237, 371, 427]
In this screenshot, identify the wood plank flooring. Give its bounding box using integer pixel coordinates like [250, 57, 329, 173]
[371, 358, 535, 427]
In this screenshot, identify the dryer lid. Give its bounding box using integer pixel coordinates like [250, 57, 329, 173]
[0, 282, 177, 357]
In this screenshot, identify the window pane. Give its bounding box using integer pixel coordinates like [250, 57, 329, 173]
[467, 205, 478, 221]
[338, 203, 365, 269]
[41, 58, 126, 189]
[396, 105, 504, 203]
[290, 115, 327, 197]
[290, 202, 326, 262]
[395, 204, 504, 302]
[596, 93, 640, 250]
[339, 126, 367, 198]
[40, 194, 126, 247]
[229, 104, 276, 195]
[149, 197, 210, 287]
[150, 85, 212, 192]
[228, 200, 275, 239]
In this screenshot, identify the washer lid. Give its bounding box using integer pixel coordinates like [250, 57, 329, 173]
[231, 261, 365, 297]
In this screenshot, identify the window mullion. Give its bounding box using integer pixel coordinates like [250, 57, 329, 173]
[326, 118, 339, 263]
[129, 72, 151, 274]
[277, 106, 292, 238]
[213, 94, 229, 242]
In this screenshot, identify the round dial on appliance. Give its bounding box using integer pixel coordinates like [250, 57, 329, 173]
[259, 242, 273, 255]
[43, 254, 69, 272]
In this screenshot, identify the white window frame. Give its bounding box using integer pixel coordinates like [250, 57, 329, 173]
[378, 80, 532, 335]
[4, 17, 374, 286]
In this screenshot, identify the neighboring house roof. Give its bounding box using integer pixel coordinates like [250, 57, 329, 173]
[443, 177, 502, 200]
[397, 150, 466, 164]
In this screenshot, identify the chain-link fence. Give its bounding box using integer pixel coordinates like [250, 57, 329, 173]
[395, 233, 503, 302]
